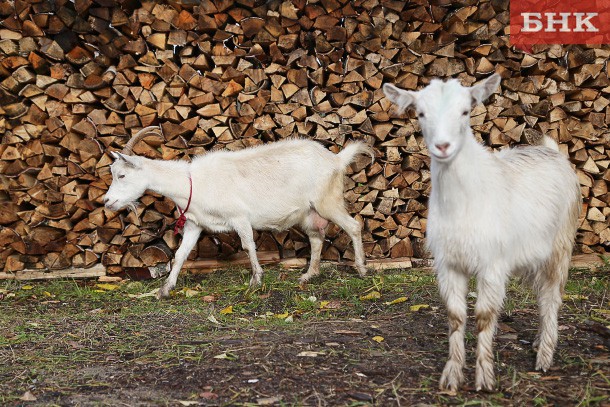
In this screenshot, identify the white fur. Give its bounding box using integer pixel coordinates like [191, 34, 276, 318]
[104, 138, 373, 298]
[384, 75, 581, 392]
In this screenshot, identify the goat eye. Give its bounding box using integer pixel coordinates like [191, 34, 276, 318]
[418, 112, 425, 119]
[462, 110, 469, 116]
[118, 175, 125, 179]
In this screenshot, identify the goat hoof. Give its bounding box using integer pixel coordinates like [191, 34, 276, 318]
[249, 276, 262, 287]
[535, 352, 553, 372]
[298, 274, 316, 284]
[299, 269, 319, 284]
[356, 266, 368, 277]
[475, 381, 496, 392]
[157, 285, 172, 299]
[475, 362, 496, 392]
[439, 360, 464, 392]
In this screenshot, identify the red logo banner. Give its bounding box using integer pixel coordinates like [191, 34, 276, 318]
[510, 0, 610, 51]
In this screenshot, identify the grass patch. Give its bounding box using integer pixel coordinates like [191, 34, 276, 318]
[0, 265, 608, 406]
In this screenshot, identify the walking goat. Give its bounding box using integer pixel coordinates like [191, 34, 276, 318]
[383, 74, 581, 391]
[104, 128, 373, 298]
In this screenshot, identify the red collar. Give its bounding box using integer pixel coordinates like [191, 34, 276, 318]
[174, 175, 192, 235]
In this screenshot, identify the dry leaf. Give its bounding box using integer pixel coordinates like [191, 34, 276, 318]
[372, 335, 384, 343]
[563, 294, 588, 300]
[20, 391, 36, 401]
[220, 305, 233, 315]
[384, 296, 408, 305]
[297, 351, 324, 357]
[360, 291, 381, 301]
[177, 401, 199, 406]
[182, 288, 199, 298]
[199, 391, 218, 400]
[213, 352, 238, 360]
[410, 304, 430, 312]
[498, 322, 516, 333]
[96, 283, 120, 291]
[257, 396, 282, 405]
[21, 285, 34, 290]
[202, 295, 216, 302]
[320, 300, 342, 309]
[128, 288, 159, 299]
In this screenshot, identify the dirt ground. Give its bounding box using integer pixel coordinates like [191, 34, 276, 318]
[1, 267, 609, 406]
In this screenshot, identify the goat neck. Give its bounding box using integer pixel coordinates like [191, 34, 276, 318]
[144, 158, 192, 210]
[430, 134, 499, 213]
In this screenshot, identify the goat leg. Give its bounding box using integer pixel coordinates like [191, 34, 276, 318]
[438, 267, 469, 392]
[474, 273, 507, 391]
[158, 221, 202, 299]
[299, 231, 324, 284]
[322, 207, 368, 277]
[535, 281, 563, 371]
[535, 284, 561, 371]
[234, 221, 265, 287]
[534, 248, 569, 371]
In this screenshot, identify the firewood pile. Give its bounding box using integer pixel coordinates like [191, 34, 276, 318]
[1, 0, 608, 275]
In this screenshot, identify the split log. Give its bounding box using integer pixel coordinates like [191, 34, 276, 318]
[0, 0, 608, 277]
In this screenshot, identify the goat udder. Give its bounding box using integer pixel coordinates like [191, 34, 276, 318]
[308, 210, 329, 234]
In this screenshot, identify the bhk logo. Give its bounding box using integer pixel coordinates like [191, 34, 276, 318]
[511, 0, 610, 51]
[521, 13, 598, 32]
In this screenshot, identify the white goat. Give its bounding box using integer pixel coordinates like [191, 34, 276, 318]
[104, 129, 373, 298]
[383, 75, 581, 392]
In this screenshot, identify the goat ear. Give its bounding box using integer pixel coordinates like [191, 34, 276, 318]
[110, 151, 120, 160]
[470, 73, 501, 106]
[112, 152, 139, 168]
[383, 83, 417, 113]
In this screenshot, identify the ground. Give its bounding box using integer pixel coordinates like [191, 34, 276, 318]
[0, 266, 609, 406]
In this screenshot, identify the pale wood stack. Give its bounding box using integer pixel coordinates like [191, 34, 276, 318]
[0, 0, 608, 275]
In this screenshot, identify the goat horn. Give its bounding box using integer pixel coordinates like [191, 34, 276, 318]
[121, 126, 165, 155]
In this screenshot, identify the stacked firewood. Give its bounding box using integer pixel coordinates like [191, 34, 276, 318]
[1, 0, 608, 274]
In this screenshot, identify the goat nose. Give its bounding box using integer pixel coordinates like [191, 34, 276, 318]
[435, 143, 450, 153]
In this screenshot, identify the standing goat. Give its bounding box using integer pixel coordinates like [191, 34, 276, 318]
[383, 74, 581, 391]
[104, 128, 373, 298]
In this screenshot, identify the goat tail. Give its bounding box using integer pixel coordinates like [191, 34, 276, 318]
[542, 136, 559, 152]
[337, 142, 375, 168]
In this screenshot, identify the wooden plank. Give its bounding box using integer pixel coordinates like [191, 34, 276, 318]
[569, 254, 607, 270]
[0, 254, 602, 281]
[181, 251, 281, 274]
[183, 255, 602, 274]
[0, 265, 106, 280]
